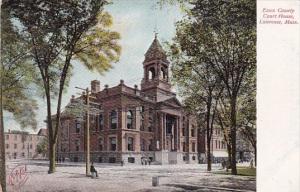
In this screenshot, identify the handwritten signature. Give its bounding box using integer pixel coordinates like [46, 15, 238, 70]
[7, 164, 29, 192]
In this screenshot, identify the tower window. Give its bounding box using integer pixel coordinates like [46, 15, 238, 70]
[148, 67, 155, 80]
[161, 67, 167, 79]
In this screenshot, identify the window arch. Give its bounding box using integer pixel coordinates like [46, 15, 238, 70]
[161, 67, 166, 80]
[110, 110, 117, 129]
[148, 67, 155, 80]
[127, 110, 133, 129]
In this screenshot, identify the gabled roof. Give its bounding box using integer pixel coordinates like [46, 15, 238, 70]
[158, 96, 182, 107]
[144, 36, 168, 62]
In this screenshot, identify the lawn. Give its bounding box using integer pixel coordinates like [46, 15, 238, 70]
[214, 166, 256, 176]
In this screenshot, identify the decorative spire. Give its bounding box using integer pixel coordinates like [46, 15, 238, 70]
[144, 35, 167, 62]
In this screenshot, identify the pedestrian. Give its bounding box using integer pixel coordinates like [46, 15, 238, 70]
[90, 162, 98, 178]
[121, 160, 124, 166]
[250, 159, 254, 168]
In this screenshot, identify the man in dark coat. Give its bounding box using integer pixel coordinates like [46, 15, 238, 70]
[90, 162, 98, 177]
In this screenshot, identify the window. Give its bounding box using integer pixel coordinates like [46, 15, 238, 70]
[127, 110, 133, 129]
[110, 110, 117, 129]
[6, 135, 9, 140]
[128, 157, 135, 163]
[218, 140, 221, 149]
[149, 139, 153, 151]
[110, 137, 117, 151]
[215, 140, 218, 149]
[14, 144, 17, 149]
[140, 113, 144, 131]
[75, 140, 80, 151]
[182, 142, 186, 152]
[98, 138, 103, 151]
[127, 137, 134, 151]
[182, 128, 185, 136]
[141, 139, 145, 151]
[191, 129, 195, 137]
[75, 118, 81, 133]
[109, 157, 116, 163]
[91, 115, 97, 132]
[99, 114, 104, 130]
[14, 135, 17, 140]
[6, 144, 9, 149]
[192, 142, 195, 152]
[160, 67, 166, 80]
[148, 67, 155, 80]
[148, 108, 153, 132]
[30, 144, 32, 149]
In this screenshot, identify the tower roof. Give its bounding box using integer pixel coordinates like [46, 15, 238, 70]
[144, 35, 168, 63]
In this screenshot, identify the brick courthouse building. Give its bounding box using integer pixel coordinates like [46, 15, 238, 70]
[57, 36, 200, 164]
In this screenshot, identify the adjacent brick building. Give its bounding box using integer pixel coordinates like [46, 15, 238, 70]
[57, 36, 200, 164]
[4, 129, 47, 159]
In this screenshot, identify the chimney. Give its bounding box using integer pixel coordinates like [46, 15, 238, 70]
[104, 84, 109, 93]
[70, 95, 75, 103]
[91, 80, 100, 93]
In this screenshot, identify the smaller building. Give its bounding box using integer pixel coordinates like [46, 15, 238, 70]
[198, 127, 228, 163]
[4, 129, 47, 160]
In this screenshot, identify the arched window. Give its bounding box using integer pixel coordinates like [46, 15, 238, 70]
[161, 67, 166, 79]
[127, 110, 133, 129]
[148, 67, 155, 80]
[110, 110, 117, 129]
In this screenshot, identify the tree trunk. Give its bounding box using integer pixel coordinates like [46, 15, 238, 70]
[254, 146, 257, 167]
[207, 139, 211, 171]
[227, 143, 232, 166]
[0, 68, 6, 192]
[206, 100, 212, 171]
[45, 86, 56, 174]
[230, 97, 237, 175]
[48, 142, 56, 174]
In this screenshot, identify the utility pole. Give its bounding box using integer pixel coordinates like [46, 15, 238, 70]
[75, 87, 91, 176]
[85, 88, 90, 176]
[69, 86, 102, 176]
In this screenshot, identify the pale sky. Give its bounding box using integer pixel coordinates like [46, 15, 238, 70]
[4, 0, 184, 133]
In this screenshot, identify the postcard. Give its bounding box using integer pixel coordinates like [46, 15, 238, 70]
[0, 0, 299, 192]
